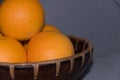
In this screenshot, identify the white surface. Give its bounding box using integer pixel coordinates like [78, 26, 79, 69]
[40, 0, 120, 80]
[0, 0, 119, 80]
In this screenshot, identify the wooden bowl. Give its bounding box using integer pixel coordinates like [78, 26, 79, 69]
[0, 36, 93, 80]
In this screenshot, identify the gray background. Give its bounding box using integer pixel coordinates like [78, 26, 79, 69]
[40, 0, 120, 80]
[0, 0, 120, 80]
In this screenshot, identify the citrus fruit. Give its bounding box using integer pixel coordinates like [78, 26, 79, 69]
[27, 32, 74, 62]
[42, 24, 60, 32]
[0, 0, 45, 41]
[0, 35, 27, 63]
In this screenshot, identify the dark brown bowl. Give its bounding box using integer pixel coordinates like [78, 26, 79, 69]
[0, 36, 93, 80]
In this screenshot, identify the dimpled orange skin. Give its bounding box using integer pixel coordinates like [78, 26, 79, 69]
[27, 32, 74, 62]
[42, 24, 61, 32]
[0, 36, 27, 63]
[0, 0, 45, 41]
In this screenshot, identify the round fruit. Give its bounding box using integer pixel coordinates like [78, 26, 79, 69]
[0, 0, 45, 41]
[42, 24, 60, 32]
[0, 35, 27, 63]
[27, 32, 74, 62]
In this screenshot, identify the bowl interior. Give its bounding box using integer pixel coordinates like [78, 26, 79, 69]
[0, 36, 93, 80]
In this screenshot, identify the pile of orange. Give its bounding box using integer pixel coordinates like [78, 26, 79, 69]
[0, 0, 74, 63]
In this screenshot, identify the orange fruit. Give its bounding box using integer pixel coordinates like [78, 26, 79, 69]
[0, 35, 27, 63]
[0, 0, 45, 41]
[27, 32, 74, 62]
[42, 24, 60, 32]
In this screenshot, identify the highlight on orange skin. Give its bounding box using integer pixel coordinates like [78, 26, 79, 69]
[27, 32, 74, 62]
[0, 35, 27, 63]
[0, 0, 45, 41]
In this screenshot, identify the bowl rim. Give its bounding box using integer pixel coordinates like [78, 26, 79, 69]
[0, 36, 93, 67]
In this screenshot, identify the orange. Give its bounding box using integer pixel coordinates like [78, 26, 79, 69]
[0, 35, 27, 63]
[0, 0, 45, 41]
[42, 24, 60, 32]
[27, 32, 74, 62]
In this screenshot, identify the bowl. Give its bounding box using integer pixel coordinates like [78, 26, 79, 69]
[0, 36, 93, 80]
